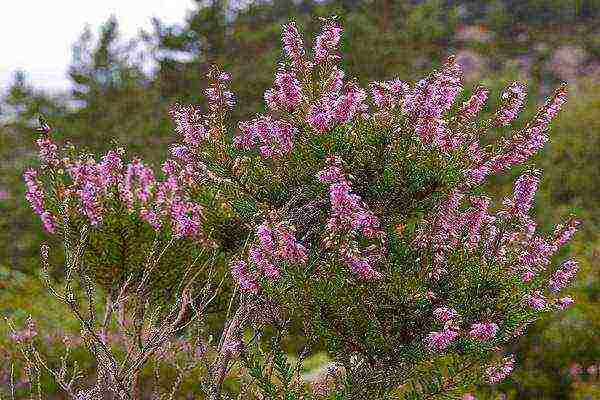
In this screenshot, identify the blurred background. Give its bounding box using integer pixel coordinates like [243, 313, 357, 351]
[0, 0, 598, 398]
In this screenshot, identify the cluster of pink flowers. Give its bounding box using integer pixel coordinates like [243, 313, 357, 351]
[402, 57, 463, 150]
[229, 217, 308, 291]
[168, 103, 209, 146]
[494, 82, 526, 126]
[264, 70, 303, 112]
[414, 191, 496, 279]
[306, 81, 367, 134]
[489, 86, 567, 174]
[556, 296, 574, 310]
[23, 169, 56, 233]
[486, 355, 516, 384]
[234, 116, 296, 159]
[549, 259, 579, 293]
[281, 21, 310, 77]
[35, 137, 60, 167]
[204, 69, 235, 113]
[524, 291, 546, 311]
[457, 87, 489, 122]
[424, 328, 460, 352]
[501, 171, 540, 217]
[469, 322, 499, 341]
[313, 20, 343, 65]
[230, 260, 260, 294]
[317, 157, 386, 280]
[463, 86, 567, 186]
[24, 138, 216, 247]
[433, 307, 460, 323]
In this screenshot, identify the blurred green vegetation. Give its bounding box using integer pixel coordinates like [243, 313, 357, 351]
[0, 1, 598, 398]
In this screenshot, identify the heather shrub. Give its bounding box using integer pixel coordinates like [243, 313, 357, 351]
[7, 18, 582, 399]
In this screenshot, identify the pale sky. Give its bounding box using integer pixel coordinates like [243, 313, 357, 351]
[0, 0, 196, 95]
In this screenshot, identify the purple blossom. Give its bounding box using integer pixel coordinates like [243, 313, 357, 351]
[281, 21, 310, 76]
[458, 87, 489, 121]
[222, 339, 246, 357]
[488, 86, 567, 173]
[318, 161, 386, 279]
[433, 307, 460, 323]
[235, 116, 296, 159]
[205, 66, 236, 112]
[271, 70, 303, 111]
[230, 260, 260, 294]
[23, 169, 56, 233]
[307, 99, 335, 134]
[332, 83, 368, 124]
[169, 199, 204, 239]
[494, 82, 526, 126]
[35, 137, 60, 167]
[502, 171, 540, 217]
[548, 259, 579, 293]
[552, 218, 581, 249]
[314, 21, 343, 65]
[169, 103, 208, 146]
[469, 322, 499, 341]
[402, 57, 463, 148]
[486, 355, 515, 384]
[524, 291, 546, 311]
[424, 328, 459, 352]
[557, 296, 574, 309]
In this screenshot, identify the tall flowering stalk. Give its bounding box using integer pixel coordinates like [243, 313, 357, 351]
[17, 18, 581, 400]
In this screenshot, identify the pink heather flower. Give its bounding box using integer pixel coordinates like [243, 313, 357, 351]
[23, 169, 45, 216]
[464, 196, 492, 251]
[517, 235, 555, 273]
[314, 21, 343, 65]
[557, 296, 574, 310]
[486, 355, 515, 384]
[332, 83, 368, 124]
[230, 260, 260, 294]
[524, 291, 546, 311]
[249, 219, 308, 281]
[169, 199, 204, 239]
[402, 57, 462, 148]
[78, 181, 103, 226]
[307, 99, 334, 134]
[168, 103, 208, 146]
[424, 328, 459, 352]
[318, 161, 386, 279]
[23, 169, 56, 233]
[494, 82, 526, 126]
[316, 158, 345, 184]
[139, 208, 163, 232]
[205, 67, 236, 112]
[281, 21, 310, 76]
[549, 259, 579, 293]
[458, 87, 489, 121]
[323, 66, 346, 96]
[235, 116, 296, 159]
[463, 394, 476, 400]
[370, 78, 409, 110]
[469, 322, 499, 341]
[35, 137, 60, 167]
[552, 218, 581, 249]
[222, 339, 246, 357]
[270, 70, 303, 111]
[339, 246, 383, 280]
[433, 307, 460, 323]
[98, 150, 124, 187]
[488, 85, 567, 173]
[40, 211, 56, 233]
[502, 171, 540, 217]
